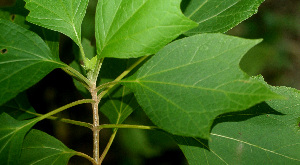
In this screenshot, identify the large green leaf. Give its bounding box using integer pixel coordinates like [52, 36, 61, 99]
[182, 0, 264, 35]
[95, 0, 197, 58]
[0, 19, 66, 105]
[0, 113, 37, 164]
[99, 58, 141, 124]
[0, 92, 36, 120]
[122, 33, 281, 139]
[175, 82, 300, 164]
[24, 0, 89, 45]
[20, 129, 77, 165]
[0, 0, 61, 59]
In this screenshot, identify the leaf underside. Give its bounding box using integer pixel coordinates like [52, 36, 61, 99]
[122, 33, 281, 139]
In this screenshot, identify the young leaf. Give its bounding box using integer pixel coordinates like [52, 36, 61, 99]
[20, 129, 77, 165]
[174, 84, 300, 164]
[0, 92, 36, 120]
[0, 113, 37, 164]
[99, 58, 141, 124]
[0, 19, 66, 105]
[182, 0, 264, 35]
[122, 33, 282, 139]
[24, 0, 89, 45]
[95, 0, 197, 58]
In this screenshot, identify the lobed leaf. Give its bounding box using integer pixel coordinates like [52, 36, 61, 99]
[182, 0, 264, 34]
[24, 0, 89, 45]
[175, 81, 300, 164]
[122, 33, 282, 139]
[0, 113, 37, 164]
[0, 19, 66, 105]
[95, 0, 197, 58]
[20, 129, 77, 165]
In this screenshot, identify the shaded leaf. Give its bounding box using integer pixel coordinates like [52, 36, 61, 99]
[122, 33, 281, 139]
[20, 129, 77, 165]
[182, 0, 264, 35]
[0, 19, 66, 105]
[0, 0, 61, 59]
[95, 0, 197, 58]
[99, 58, 141, 124]
[0, 92, 36, 120]
[175, 82, 300, 164]
[24, 0, 89, 45]
[0, 113, 37, 164]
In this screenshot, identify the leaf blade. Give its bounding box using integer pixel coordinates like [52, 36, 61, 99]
[20, 129, 77, 165]
[0, 19, 65, 105]
[24, 0, 89, 45]
[95, 0, 197, 58]
[174, 83, 300, 164]
[122, 33, 281, 139]
[183, 0, 264, 34]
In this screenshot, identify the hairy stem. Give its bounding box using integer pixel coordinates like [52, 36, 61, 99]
[90, 82, 101, 164]
[99, 129, 118, 165]
[62, 66, 92, 87]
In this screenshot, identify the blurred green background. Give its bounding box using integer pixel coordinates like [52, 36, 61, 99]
[1, 0, 300, 164]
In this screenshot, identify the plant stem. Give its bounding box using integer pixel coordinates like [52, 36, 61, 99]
[99, 129, 118, 165]
[36, 99, 94, 121]
[98, 55, 149, 99]
[62, 66, 92, 87]
[18, 109, 92, 128]
[90, 82, 101, 164]
[99, 124, 158, 130]
[75, 151, 97, 165]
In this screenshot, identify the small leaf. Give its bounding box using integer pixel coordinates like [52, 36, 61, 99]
[95, 0, 197, 58]
[0, 92, 36, 120]
[20, 129, 77, 165]
[0, 113, 37, 164]
[0, 19, 66, 105]
[174, 83, 300, 164]
[99, 58, 141, 124]
[182, 0, 264, 34]
[24, 0, 89, 45]
[122, 33, 282, 139]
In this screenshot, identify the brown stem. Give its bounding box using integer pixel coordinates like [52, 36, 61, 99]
[90, 82, 100, 165]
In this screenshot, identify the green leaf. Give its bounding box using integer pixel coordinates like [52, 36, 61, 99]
[20, 129, 77, 165]
[182, 0, 264, 34]
[0, 0, 29, 29]
[0, 19, 66, 105]
[0, 113, 37, 164]
[99, 58, 141, 124]
[95, 0, 197, 58]
[24, 0, 89, 45]
[122, 33, 282, 139]
[0, 92, 36, 120]
[174, 83, 300, 164]
[0, 0, 61, 59]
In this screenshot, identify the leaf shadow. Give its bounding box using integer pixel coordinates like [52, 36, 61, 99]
[172, 102, 284, 151]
